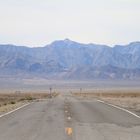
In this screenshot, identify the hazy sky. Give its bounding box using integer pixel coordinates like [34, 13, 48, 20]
[0, 0, 140, 47]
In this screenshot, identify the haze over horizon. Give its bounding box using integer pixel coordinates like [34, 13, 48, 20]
[0, 0, 140, 47]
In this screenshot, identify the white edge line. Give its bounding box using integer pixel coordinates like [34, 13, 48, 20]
[97, 99, 140, 119]
[0, 102, 32, 118]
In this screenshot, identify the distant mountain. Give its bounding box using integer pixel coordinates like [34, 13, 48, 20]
[0, 39, 140, 80]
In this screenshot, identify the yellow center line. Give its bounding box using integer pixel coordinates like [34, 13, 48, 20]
[65, 127, 73, 136]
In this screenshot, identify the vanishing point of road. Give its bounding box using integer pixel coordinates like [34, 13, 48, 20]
[0, 93, 140, 140]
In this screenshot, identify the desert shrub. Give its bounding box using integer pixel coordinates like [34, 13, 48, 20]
[26, 96, 34, 100]
[10, 101, 16, 104]
[3, 103, 7, 106]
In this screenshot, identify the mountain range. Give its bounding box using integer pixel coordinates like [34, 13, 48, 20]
[0, 39, 140, 80]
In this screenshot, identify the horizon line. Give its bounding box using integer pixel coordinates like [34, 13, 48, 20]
[0, 39, 140, 48]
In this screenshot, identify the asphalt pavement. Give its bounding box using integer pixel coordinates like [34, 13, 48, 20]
[0, 94, 140, 140]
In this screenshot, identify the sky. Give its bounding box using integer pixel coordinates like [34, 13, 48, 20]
[0, 0, 140, 47]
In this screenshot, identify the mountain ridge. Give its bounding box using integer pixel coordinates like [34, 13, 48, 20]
[0, 39, 140, 80]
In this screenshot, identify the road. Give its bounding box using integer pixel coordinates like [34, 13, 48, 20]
[0, 94, 140, 140]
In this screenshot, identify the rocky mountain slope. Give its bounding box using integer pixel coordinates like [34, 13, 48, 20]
[0, 39, 140, 79]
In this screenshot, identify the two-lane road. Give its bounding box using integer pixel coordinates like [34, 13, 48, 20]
[0, 94, 140, 140]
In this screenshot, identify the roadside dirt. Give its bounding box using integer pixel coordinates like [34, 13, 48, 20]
[0, 92, 59, 115]
[0, 102, 25, 115]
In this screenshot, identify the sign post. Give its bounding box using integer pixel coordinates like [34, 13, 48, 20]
[49, 87, 52, 98]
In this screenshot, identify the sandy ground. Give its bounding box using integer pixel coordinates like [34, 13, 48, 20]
[0, 102, 26, 115]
